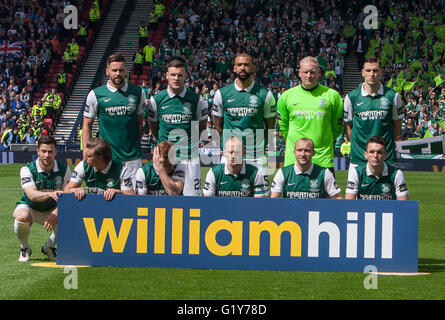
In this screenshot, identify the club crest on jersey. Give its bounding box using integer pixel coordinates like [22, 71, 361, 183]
[249, 95, 259, 108]
[309, 179, 320, 192]
[380, 97, 389, 110]
[128, 94, 137, 108]
[183, 102, 192, 115]
[55, 176, 63, 188]
[106, 178, 114, 187]
[319, 98, 327, 108]
[381, 183, 391, 193]
[241, 179, 251, 191]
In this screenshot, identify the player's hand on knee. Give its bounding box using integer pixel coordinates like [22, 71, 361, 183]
[43, 213, 57, 232]
[49, 191, 63, 202]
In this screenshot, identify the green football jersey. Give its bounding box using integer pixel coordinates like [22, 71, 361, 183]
[82, 160, 123, 194]
[85, 82, 144, 162]
[274, 163, 327, 199]
[136, 161, 185, 195]
[149, 87, 206, 160]
[203, 162, 265, 197]
[347, 163, 408, 200]
[213, 81, 276, 159]
[17, 160, 68, 212]
[344, 84, 403, 165]
[277, 84, 344, 167]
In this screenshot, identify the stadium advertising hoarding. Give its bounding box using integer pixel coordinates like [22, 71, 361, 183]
[58, 194, 418, 272]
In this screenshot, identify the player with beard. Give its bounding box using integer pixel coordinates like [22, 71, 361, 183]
[13, 136, 71, 261]
[212, 53, 276, 194]
[82, 53, 146, 191]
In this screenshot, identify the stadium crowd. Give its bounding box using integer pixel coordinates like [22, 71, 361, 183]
[0, 0, 444, 152]
[0, 0, 97, 151]
[133, 0, 444, 146]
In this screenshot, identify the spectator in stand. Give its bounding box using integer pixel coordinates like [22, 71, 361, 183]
[12, 94, 26, 114]
[2, 126, 21, 150]
[401, 117, 417, 140]
[62, 46, 74, 74]
[77, 20, 88, 47]
[22, 126, 37, 144]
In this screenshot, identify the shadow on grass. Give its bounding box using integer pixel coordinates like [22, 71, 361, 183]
[418, 258, 445, 273]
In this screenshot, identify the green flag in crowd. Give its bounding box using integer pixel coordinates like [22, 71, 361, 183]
[385, 16, 396, 29]
[343, 25, 355, 38]
[403, 80, 416, 92]
[435, 74, 444, 87]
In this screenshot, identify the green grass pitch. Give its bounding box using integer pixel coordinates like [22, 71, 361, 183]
[1, 163, 445, 300]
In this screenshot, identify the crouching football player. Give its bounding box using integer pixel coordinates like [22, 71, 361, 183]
[13, 136, 71, 262]
[345, 136, 409, 200]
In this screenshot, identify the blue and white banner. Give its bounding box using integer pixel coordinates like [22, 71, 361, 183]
[57, 194, 418, 272]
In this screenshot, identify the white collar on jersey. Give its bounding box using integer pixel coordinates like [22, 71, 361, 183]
[360, 82, 384, 96]
[167, 86, 187, 98]
[106, 81, 128, 93]
[92, 160, 113, 174]
[224, 161, 246, 176]
[234, 79, 255, 92]
[366, 162, 389, 177]
[293, 162, 314, 176]
[36, 158, 59, 173]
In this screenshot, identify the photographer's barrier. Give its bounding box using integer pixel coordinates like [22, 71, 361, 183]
[58, 194, 418, 272]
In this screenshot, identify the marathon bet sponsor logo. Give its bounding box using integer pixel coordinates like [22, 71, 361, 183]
[105, 105, 137, 116]
[357, 110, 388, 120]
[293, 110, 326, 120]
[82, 208, 394, 259]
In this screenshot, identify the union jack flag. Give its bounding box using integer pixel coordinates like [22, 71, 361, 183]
[0, 40, 24, 58]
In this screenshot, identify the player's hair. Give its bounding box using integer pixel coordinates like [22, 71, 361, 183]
[235, 53, 252, 63]
[299, 56, 319, 69]
[157, 141, 176, 167]
[37, 135, 57, 149]
[225, 135, 244, 149]
[366, 136, 386, 150]
[362, 56, 381, 70]
[294, 137, 315, 150]
[86, 137, 112, 163]
[106, 53, 126, 66]
[168, 56, 186, 69]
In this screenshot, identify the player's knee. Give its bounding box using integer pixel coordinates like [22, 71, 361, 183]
[13, 209, 32, 223]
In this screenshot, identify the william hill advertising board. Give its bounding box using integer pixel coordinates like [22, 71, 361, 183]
[58, 194, 418, 272]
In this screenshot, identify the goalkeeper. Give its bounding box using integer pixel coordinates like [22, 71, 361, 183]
[277, 56, 343, 174]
